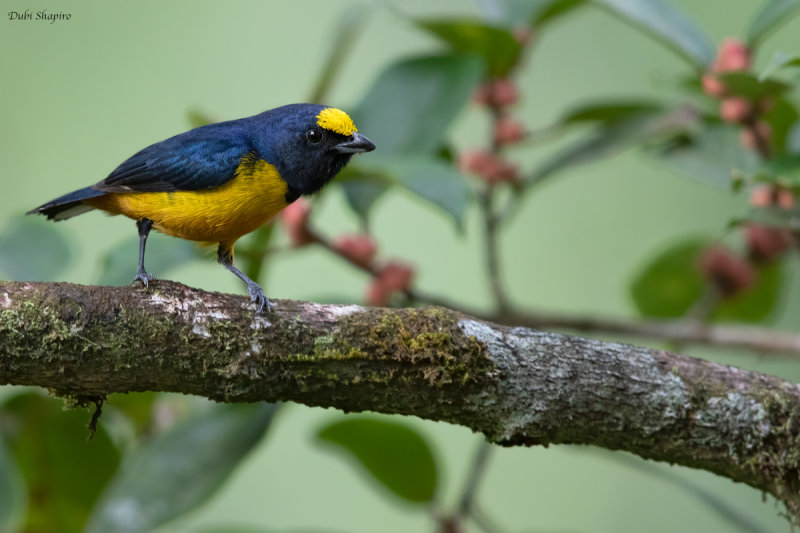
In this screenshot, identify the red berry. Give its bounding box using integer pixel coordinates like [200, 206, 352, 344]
[458, 149, 519, 185]
[720, 97, 752, 124]
[378, 261, 415, 292]
[749, 184, 794, 209]
[713, 39, 751, 72]
[494, 116, 526, 145]
[459, 149, 494, 175]
[365, 279, 391, 307]
[491, 78, 518, 107]
[745, 225, 795, 262]
[776, 188, 795, 209]
[488, 159, 519, 185]
[281, 198, 314, 247]
[701, 74, 726, 98]
[699, 245, 756, 297]
[750, 185, 774, 207]
[474, 79, 519, 108]
[334, 234, 377, 268]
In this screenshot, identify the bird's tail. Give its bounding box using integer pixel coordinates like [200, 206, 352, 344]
[27, 186, 107, 221]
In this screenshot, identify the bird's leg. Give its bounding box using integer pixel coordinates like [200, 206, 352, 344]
[133, 218, 155, 287]
[217, 242, 270, 313]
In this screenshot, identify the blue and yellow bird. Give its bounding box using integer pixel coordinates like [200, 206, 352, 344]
[28, 104, 375, 312]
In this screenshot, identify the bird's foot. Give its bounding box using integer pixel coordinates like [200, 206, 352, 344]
[132, 269, 156, 288]
[247, 283, 271, 314]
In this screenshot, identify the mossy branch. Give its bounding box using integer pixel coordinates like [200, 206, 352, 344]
[1, 280, 799, 520]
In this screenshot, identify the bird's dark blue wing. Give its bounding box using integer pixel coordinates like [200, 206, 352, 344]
[96, 119, 254, 192]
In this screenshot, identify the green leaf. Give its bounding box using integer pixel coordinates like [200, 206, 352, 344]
[97, 233, 203, 286]
[528, 108, 695, 188]
[348, 156, 471, 227]
[316, 416, 438, 504]
[557, 99, 663, 125]
[343, 53, 483, 218]
[743, 154, 800, 190]
[747, 0, 800, 48]
[309, 4, 372, 103]
[86, 403, 276, 533]
[351, 54, 484, 156]
[389, 157, 471, 227]
[529, 0, 587, 27]
[106, 392, 158, 436]
[0, 392, 120, 533]
[716, 71, 791, 100]
[477, 0, 586, 28]
[592, 0, 715, 68]
[656, 126, 761, 188]
[338, 170, 391, 221]
[0, 215, 73, 281]
[630, 238, 786, 323]
[630, 238, 707, 319]
[415, 19, 522, 77]
[764, 98, 800, 156]
[759, 51, 800, 81]
[0, 433, 25, 532]
[527, 120, 643, 186]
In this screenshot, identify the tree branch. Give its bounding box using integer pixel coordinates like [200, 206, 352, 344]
[1, 281, 799, 520]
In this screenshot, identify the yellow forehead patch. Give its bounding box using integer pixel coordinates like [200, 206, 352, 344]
[316, 107, 357, 136]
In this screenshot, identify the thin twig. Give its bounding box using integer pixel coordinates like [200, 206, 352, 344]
[479, 185, 511, 311]
[308, 227, 380, 277]
[302, 224, 800, 355]
[470, 504, 505, 533]
[458, 441, 494, 517]
[480, 102, 513, 312]
[484, 308, 800, 356]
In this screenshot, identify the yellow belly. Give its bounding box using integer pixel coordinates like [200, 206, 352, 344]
[87, 157, 290, 244]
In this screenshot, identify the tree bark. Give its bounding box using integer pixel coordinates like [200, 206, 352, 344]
[1, 280, 798, 520]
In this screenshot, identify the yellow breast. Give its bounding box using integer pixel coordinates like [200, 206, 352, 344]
[87, 155, 290, 244]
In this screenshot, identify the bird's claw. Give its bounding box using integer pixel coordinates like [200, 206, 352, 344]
[133, 269, 156, 288]
[248, 284, 271, 314]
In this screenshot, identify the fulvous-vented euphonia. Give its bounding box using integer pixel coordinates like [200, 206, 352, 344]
[28, 104, 375, 312]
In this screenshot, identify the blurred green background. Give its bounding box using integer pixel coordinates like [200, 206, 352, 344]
[2, 0, 800, 531]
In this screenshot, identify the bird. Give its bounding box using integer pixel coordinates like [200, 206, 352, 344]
[28, 103, 376, 313]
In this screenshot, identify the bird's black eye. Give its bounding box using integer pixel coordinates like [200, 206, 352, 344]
[306, 128, 324, 144]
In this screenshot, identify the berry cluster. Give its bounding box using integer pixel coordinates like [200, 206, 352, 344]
[699, 183, 797, 298]
[459, 77, 526, 186]
[698, 39, 797, 298]
[280, 198, 415, 306]
[701, 39, 772, 153]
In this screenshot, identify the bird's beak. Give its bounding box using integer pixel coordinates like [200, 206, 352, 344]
[335, 132, 376, 154]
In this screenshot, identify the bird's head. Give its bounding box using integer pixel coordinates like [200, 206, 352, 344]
[255, 103, 375, 199]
